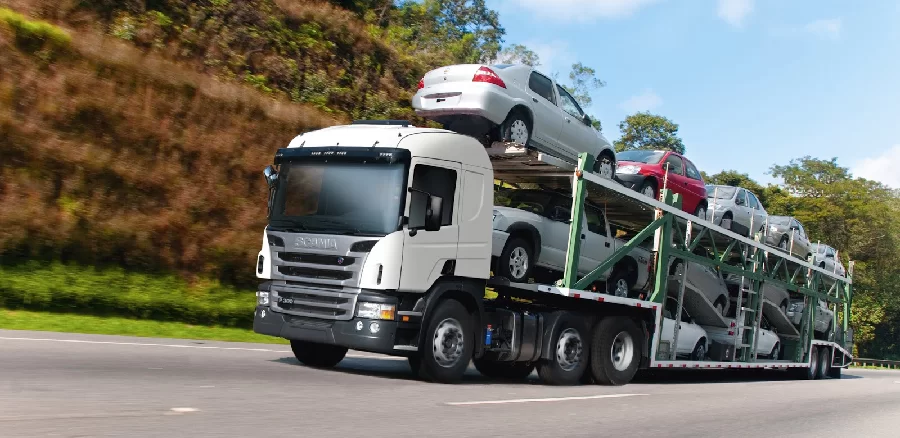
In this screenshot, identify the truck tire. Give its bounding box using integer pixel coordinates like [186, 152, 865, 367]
[792, 346, 819, 380]
[589, 316, 641, 386]
[537, 313, 590, 385]
[290, 340, 348, 368]
[816, 346, 830, 379]
[497, 237, 533, 283]
[473, 358, 535, 381]
[828, 365, 842, 379]
[417, 299, 474, 384]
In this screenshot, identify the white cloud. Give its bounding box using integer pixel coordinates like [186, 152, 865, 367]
[509, 0, 663, 22]
[803, 18, 842, 40]
[852, 145, 900, 188]
[620, 89, 663, 113]
[717, 0, 753, 27]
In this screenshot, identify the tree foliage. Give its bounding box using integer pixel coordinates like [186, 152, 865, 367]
[494, 43, 540, 66]
[614, 112, 685, 154]
[557, 63, 605, 133]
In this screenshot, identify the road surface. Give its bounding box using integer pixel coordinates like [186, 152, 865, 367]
[1, 329, 898, 437]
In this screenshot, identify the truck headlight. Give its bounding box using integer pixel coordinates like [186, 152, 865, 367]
[356, 302, 396, 320]
[256, 291, 269, 306]
[617, 165, 641, 175]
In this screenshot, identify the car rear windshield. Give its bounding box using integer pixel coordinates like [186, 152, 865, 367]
[616, 150, 666, 164]
[706, 185, 736, 199]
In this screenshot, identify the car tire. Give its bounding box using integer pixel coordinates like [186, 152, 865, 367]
[501, 109, 532, 146]
[417, 299, 474, 384]
[290, 340, 348, 368]
[691, 339, 707, 361]
[497, 236, 533, 283]
[779, 300, 789, 317]
[638, 179, 657, 200]
[714, 296, 728, 318]
[694, 203, 707, 221]
[537, 313, 590, 386]
[770, 342, 780, 360]
[593, 153, 616, 180]
[605, 267, 634, 298]
[589, 316, 642, 386]
[474, 358, 535, 381]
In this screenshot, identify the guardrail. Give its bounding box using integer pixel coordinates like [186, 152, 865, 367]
[852, 358, 900, 369]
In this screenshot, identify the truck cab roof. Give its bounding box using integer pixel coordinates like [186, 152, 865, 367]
[285, 123, 493, 170]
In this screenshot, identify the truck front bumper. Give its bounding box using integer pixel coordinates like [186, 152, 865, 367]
[254, 306, 401, 355]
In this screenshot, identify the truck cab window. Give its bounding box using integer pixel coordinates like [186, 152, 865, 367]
[411, 164, 457, 226]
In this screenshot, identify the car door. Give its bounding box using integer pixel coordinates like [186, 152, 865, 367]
[400, 159, 461, 291]
[731, 188, 752, 233]
[525, 71, 564, 152]
[795, 221, 811, 259]
[682, 158, 707, 212]
[745, 191, 766, 235]
[661, 154, 694, 211]
[555, 84, 595, 158]
[676, 306, 703, 354]
[541, 194, 575, 271]
[579, 204, 615, 276]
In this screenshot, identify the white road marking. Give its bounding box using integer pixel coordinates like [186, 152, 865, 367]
[0, 335, 399, 360]
[170, 408, 199, 413]
[446, 393, 648, 406]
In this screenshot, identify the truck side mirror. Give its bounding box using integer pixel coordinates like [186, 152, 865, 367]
[263, 165, 278, 189]
[408, 188, 443, 233]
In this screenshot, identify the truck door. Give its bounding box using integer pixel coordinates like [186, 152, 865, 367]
[400, 158, 461, 292]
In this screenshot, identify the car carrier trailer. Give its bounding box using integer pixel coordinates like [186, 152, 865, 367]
[252, 120, 853, 385]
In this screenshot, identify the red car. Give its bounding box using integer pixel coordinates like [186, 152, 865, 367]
[613, 150, 708, 218]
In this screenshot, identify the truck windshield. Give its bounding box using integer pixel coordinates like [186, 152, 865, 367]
[269, 161, 406, 236]
[615, 150, 666, 164]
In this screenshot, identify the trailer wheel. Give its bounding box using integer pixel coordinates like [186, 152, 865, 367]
[537, 313, 590, 385]
[792, 345, 819, 380]
[417, 299, 474, 384]
[816, 346, 830, 379]
[290, 340, 348, 368]
[589, 316, 641, 386]
[770, 342, 780, 360]
[473, 358, 535, 381]
[828, 365, 842, 379]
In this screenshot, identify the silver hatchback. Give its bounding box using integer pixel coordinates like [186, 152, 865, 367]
[705, 185, 768, 238]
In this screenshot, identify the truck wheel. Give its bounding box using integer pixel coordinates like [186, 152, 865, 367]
[589, 316, 641, 386]
[473, 358, 535, 381]
[417, 299, 473, 384]
[290, 340, 348, 368]
[537, 313, 590, 385]
[498, 237, 533, 283]
[817, 346, 830, 379]
[828, 365, 842, 379]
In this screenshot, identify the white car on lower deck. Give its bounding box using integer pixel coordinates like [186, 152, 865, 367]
[660, 296, 710, 360]
[411, 63, 617, 178]
[490, 188, 651, 296]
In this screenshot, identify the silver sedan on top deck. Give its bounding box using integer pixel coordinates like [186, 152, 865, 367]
[411, 63, 617, 178]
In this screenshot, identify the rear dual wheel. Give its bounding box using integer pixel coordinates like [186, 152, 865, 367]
[537, 314, 590, 385]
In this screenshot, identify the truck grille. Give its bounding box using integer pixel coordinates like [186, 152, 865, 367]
[271, 289, 356, 320]
[278, 252, 356, 266]
[277, 266, 353, 281]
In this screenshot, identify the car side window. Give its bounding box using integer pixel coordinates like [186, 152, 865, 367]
[556, 85, 584, 118]
[528, 72, 556, 105]
[663, 155, 684, 176]
[735, 188, 747, 206]
[411, 164, 456, 226]
[747, 192, 760, 209]
[684, 160, 702, 180]
[585, 206, 607, 236]
[547, 195, 572, 222]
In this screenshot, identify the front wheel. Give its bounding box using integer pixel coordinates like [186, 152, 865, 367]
[417, 299, 474, 384]
[497, 237, 534, 283]
[501, 109, 531, 146]
[694, 203, 707, 221]
[594, 154, 615, 180]
[638, 180, 657, 200]
[691, 339, 707, 361]
[537, 313, 590, 385]
[290, 340, 348, 368]
[589, 316, 642, 386]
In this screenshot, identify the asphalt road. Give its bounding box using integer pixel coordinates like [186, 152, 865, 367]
[1, 329, 899, 438]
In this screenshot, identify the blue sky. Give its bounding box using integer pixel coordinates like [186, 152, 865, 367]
[488, 0, 900, 188]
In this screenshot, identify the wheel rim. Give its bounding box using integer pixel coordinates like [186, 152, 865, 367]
[610, 330, 634, 371]
[614, 278, 629, 297]
[509, 119, 529, 144]
[508, 247, 529, 280]
[697, 208, 706, 220]
[597, 159, 613, 179]
[555, 328, 584, 372]
[696, 344, 706, 360]
[641, 186, 655, 198]
[432, 317, 464, 368]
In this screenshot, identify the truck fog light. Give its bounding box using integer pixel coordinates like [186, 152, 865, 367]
[256, 291, 269, 305]
[356, 302, 396, 320]
[356, 321, 364, 331]
[370, 322, 380, 334]
[260, 310, 266, 318]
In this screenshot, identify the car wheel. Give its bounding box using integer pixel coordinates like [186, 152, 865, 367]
[593, 154, 615, 180]
[605, 268, 634, 298]
[770, 342, 780, 360]
[691, 339, 707, 361]
[714, 297, 727, 317]
[638, 180, 657, 199]
[501, 109, 531, 146]
[694, 203, 707, 221]
[497, 236, 533, 283]
[778, 236, 788, 251]
[779, 300, 788, 317]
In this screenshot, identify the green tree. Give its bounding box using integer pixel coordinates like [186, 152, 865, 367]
[495, 43, 540, 66]
[614, 112, 685, 154]
[556, 63, 605, 133]
[414, 0, 505, 63]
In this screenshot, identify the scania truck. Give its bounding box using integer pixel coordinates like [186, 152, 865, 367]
[252, 120, 853, 385]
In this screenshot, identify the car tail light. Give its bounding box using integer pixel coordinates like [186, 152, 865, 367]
[417, 78, 424, 89]
[472, 66, 506, 88]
